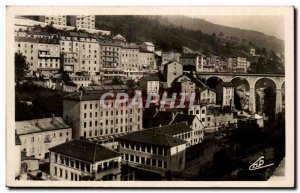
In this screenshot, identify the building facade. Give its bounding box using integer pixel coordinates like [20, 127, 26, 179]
[15, 117, 72, 159]
[117, 130, 187, 177]
[141, 42, 155, 52]
[139, 75, 160, 94]
[163, 61, 183, 87]
[49, 140, 121, 181]
[40, 15, 67, 26]
[63, 88, 143, 139]
[216, 82, 235, 109]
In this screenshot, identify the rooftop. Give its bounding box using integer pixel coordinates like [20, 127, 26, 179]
[117, 130, 186, 147]
[143, 42, 154, 46]
[172, 114, 198, 126]
[15, 36, 37, 43]
[147, 122, 192, 136]
[80, 85, 130, 92]
[49, 140, 121, 163]
[152, 111, 176, 127]
[16, 117, 70, 135]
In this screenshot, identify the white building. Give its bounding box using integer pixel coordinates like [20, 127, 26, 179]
[139, 75, 160, 94]
[15, 117, 72, 159]
[41, 15, 67, 26]
[117, 130, 187, 177]
[141, 42, 155, 52]
[216, 82, 235, 109]
[49, 140, 122, 181]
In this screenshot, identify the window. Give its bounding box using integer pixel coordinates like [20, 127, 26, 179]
[84, 104, 87, 110]
[54, 167, 57, 176]
[31, 137, 34, 142]
[146, 158, 151, 165]
[65, 170, 68, 179]
[158, 160, 162, 168]
[141, 157, 145, 164]
[59, 168, 62, 177]
[163, 161, 167, 169]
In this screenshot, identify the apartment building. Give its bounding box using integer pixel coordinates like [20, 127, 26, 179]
[63, 87, 143, 140]
[216, 82, 235, 109]
[173, 75, 195, 98]
[138, 49, 156, 70]
[15, 36, 38, 73]
[69, 74, 92, 88]
[40, 15, 67, 26]
[148, 111, 204, 146]
[163, 61, 183, 87]
[139, 75, 160, 94]
[121, 43, 141, 79]
[141, 42, 155, 52]
[99, 40, 122, 68]
[180, 53, 203, 72]
[70, 15, 96, 30]
[227, 57, 250, 73]
[171, 115, 204, 145]
[60, 32, 100, 75]
[117, 130, 187, 177]
[198, 86, 217, 105]
[49, 140, 121, 181]
[15, 117, 72, 159]
[37, 38, 61, 74]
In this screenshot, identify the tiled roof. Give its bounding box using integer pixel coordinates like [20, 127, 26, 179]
[117, 130, 186, 147]
[16, 117, 70, 135]
[147, 122, 192, 136]
[80, 85, 130, 92]
[49, 140, 121, 163]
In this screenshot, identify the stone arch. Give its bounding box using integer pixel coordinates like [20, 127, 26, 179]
[205, 76, 224, 90]
[230, 77, 251, 111]
[254, 77, 277, 116]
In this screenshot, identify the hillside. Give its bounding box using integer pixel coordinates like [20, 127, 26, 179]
[153, 16, 284, 53]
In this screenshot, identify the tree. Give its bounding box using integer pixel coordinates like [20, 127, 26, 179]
[110, 77, 124, 85]
[61, 71, 72, 83]
[126, 79, 136, 88]
[15, 53, 30, 84]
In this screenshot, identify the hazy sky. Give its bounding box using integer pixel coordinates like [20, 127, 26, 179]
[193, 15, 284, 40]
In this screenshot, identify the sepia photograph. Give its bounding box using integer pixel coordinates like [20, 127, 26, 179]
[6, 6, 294, 188]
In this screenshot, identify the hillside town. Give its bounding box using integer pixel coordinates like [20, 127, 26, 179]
[14, 15, 285, 181]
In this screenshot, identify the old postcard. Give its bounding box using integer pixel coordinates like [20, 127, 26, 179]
[6, 6, 294, 188]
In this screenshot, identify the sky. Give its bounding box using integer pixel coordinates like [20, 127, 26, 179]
[193, 15, 284, 40]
